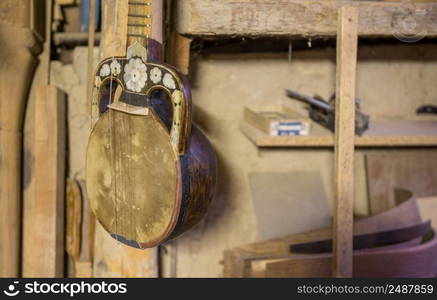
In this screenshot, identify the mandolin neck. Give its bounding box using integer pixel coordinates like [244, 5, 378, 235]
[126, 0, 163, 59]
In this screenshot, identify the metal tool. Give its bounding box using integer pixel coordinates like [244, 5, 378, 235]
[417, 104, 437, 115]
[286, 89, 370, 135]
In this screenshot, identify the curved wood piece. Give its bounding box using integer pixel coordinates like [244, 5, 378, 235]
[263, 234, 437, 278]
[0, 2, 42, 276]
[223, 197, 422, 277]
[290, 221, 431, 254]
[249, 237, 424, 277]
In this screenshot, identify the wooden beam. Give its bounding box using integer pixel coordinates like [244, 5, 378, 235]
[168, 33, 191, 76]
[333, 6, 358, 278]
[22, 85, 66, 277]
[176, 0, 437, 38]
[240, 120, 437, 148]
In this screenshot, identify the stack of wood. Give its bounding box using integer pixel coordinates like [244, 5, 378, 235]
[223, 195, 437, 277]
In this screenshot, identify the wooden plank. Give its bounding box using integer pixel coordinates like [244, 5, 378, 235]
[176, 0, 437, 38]
[333, 6, 358, 278]
[366, 151, 437, 215]
[22, 85, 66, 277]
[241, 120, 437, 148]
[168, 33, 192, 76]
[223, 196, 421, 277]
[91, 0, 158, 278]
[0, 1, 42, 277]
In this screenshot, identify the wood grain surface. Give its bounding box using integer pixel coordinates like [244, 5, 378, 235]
[176, 0, 437, 38]
[333, 6, 358, 278]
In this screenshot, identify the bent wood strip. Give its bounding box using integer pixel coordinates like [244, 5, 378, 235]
[333, 6, 358, 278]
[223, 197, 421, 277]
[250, 237, 424, 277]
[263, 235, 437, 278]
[290, 221, 431, 254]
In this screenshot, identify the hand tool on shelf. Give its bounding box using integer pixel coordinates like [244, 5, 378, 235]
[286, 89, 370, 135]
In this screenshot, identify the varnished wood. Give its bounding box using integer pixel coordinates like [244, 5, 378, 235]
[168, 33, 191, 76]
[333, 6, 358, 278]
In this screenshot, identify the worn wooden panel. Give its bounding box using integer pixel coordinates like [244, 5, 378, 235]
[333, 6, 358, 278]
[240, 120, 437, 148]
[176, 0, 437, 37]
[22, 85, 66, 277]
[366, 151, 437, 215]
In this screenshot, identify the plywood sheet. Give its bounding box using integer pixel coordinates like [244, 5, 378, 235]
[366, 150, 437, 215]
[249, 172, 331, 240]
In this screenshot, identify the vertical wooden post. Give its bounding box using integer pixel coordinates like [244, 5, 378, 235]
[333, 6, 358, 278]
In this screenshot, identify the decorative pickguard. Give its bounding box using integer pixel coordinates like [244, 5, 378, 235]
[91, 44, 191, 155]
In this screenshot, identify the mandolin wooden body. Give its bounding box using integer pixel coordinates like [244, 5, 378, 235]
[86, 44, 217, 248]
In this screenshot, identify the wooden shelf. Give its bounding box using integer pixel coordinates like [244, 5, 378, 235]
[177, 0, 437, 38]
[241, 120, 437, 148]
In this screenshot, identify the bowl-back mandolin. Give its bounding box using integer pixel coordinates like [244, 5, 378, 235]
[86, 0, 217, 248]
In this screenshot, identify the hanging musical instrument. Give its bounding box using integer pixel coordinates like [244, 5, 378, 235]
[86, 0, 217, 249]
